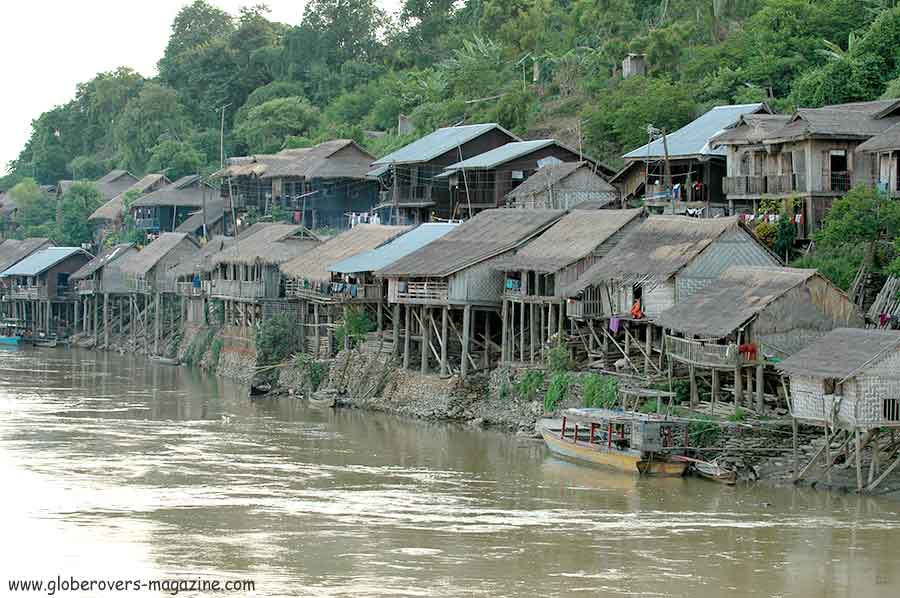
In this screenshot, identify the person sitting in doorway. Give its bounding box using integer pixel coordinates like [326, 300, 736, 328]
[630, 298, 644, 320]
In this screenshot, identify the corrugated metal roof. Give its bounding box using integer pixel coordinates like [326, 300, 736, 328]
[623, 103, 768, 160]
[366, 163, 391, 178]
[329, 223, 458, 274]
[777, 328, 900, 379]
[1, 247, 89, 277]
[372, 123, 518, 165]
[441, 140, 555, 171]
[70, 243, 136, 280]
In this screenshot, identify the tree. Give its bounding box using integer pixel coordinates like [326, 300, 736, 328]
[68, 155, 108, 181]
[146, 140, 205, 180]
[114, 83, 191, 173]
[9, 178, 56, 239]
[56, 182, 103, 246]
[234, 97, 320, 153]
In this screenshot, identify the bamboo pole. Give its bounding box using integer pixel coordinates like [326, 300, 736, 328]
[461, 305, 471, 379]
[440, 306, 449, 376]
[500, 299, 508, 363]
[392, 304, 401, 359]
[403, 304, 411, 369]
[420, 306, 430, 374]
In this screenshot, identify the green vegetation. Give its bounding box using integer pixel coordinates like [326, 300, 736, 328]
[7, 1, 900, 192]
[582, 374, 618, 409]
[334, 306, 375, 350]
[256, 313, 303, 373]
[514, 369, 545, 402]
[544, 372, 571, 413]
[729, 407, 747, 422]
[293, 354, 328, 392]
[183, 328, 216, 366]
[688, 413, 722, 447]
[209, 338, 224, 370]
[546, 344, 574, 373]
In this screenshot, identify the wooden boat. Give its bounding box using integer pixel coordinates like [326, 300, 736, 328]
[150, 355, 181, 366]
[0, 334, 21, 345]
[540, 408, 690, 477]
[33, 338, 58, 348]
[683, 457, 737, 485]
[249, 380, 272, 396]
[1, 319, 24, 345]
[308, 390, 337, 408]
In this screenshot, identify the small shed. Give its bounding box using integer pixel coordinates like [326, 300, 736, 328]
[505, 161, 619, 209]
[778, 328, 900, 492]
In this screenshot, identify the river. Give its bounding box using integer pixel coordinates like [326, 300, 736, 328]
[0, 347, 898, 597]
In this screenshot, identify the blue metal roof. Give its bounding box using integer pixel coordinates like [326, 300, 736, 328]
[441, 140, 555, 171]
[623, 103, 768, 160]
[372, 123, 518, 165]
[329, 223, 458, 274]
[0, 247, 88, 277]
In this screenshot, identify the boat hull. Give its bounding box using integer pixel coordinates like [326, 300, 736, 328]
[0, 336, 22, 345]
[541, 428, 686, 477]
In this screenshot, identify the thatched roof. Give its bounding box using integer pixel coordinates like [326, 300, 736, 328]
[70, 243, 136, 280]
[711, 114, 793, 146]
[209, 224, 320, 268]
[168, 236, 235, 279]
[654, 267, 819, 337]
[119, 233, 199, 277]
[175, 199, 226, 234]
[777, 328, 900, 380]
[491, 208, 644, 273]
[564, 216, 759, 296]
[281, 224, 410, 282]
[260, 140, 375, 180]
[131, 175, 211, 209]
[62, 170, 139, 201]
[504, 161, 616, 204]
[377, 209, 564, 278]
[0, 237, 52, 272]
[89, 173, 168, 222]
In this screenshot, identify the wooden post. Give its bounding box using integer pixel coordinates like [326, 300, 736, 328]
[440, 306, 449, 376]
[103, 293, 109, 348]
[746, 369, 754, 409]
[557, 299, 564, 341]
[689, 364, 698, 408]
[548, 303, 555, 343]
[825, 424, 832, 484]
[667, 357, 673, 394]
[314, 303, 321, 358]
[529, 303, 536, 363]
[539, 302, 546, 359]
[792, 417, 799, 483]
[392, 303, 401, 359]
[74, 298, 80, 334]
[755, 363, 765, 413]
[500, 300, 508, 363]
[711, 369, 719, 414]
[92, 296, 98, 341]
[403, 304, 411, 369]
[855, 428, 863, 492]
[420, 306, 430, 374]
[733, 366, 742, 411]
[645, 325, 652, 376]
[326, 308, 333, 356]
[461, 305, 471, 379]
[519, 301, 525, 361]
[483, 312, 491, 368]
[154, 293, 161, 356]
[376, 302, 383, 336]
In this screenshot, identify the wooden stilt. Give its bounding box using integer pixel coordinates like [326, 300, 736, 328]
[500, 299, 508, 363]
[154, 292, 161, 355]
[792, 417, 799, 482]
[420, 306, 430, 374]
[756, 363, 764, 413]
[733, 367, 742, 411]
[868, 430, 880, 487]
[711, 369, 719, 415]
[376, 302, 383, 335]
[689, 364, 698, 408]
[644, 326, 652, 376]
[461, 305, 471, 379]
[483, 312, 491, 368]
[314, 303, 321, 358]
[557, 300, 564, 340]
[825, 424, 832, 484]
[403, 304, 411, 369]
[440, 306, 449, 376]
[855, 428, 863, 492]
[529, 303, 536, 363]
[519, 301, 525, 361]
[540, 302, 546, 359]
[392, 303, 401, 359]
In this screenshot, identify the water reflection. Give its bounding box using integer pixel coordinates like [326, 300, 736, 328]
[0, 347, 898, 597]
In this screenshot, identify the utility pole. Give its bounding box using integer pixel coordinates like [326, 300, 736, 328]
[661, 128, 673, 215]
[218, 104, 231, 170]
[200, 174, 208, 241]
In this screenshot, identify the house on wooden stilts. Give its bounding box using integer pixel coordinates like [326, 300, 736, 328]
[778, 329, 900, 492]
[118, 233, 201, 355]
[563, 216, 780, 377]
[281, 224, 411, 356]
[492, 208, 645, 366]
[70, 243, 138, 348]
[0, 247, 92, 340]
[167, 236, 235, 329]
[654, 266, 863, 413]
[376, 209, 565, 378]
[0, 238, 53, 325]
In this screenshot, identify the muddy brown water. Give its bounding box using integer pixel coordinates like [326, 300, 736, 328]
[1, 347, 899, 597]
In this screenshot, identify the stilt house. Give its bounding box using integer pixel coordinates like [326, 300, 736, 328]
[70, 243, 138, 347]
[0, 238, 53, 322]
[130, 175, 219, 233]
[505, 161, 620, 209]
[0, 246, 92, 338]
[778, 329, 900, 492]
[492, 208, 645, 365]
[376, 209, 565, 377]
[563, 216, 780, 375]
[280, 224, 410, 356]
[654, 266, 863, 411]
[88, 173, 169, 232]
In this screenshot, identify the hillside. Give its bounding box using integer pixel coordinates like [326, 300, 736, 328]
[4, 0, 900, 190]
